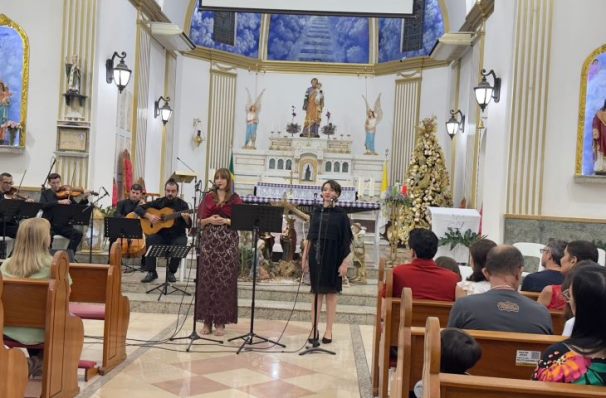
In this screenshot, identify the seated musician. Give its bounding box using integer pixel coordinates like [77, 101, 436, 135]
[0, 172, 19, 240]
[40, 173, 92, 257]
[109, 183, 145, 267]
[135, 178, 191, 283]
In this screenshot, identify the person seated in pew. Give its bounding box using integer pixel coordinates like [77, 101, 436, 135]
[455, 239, 497, 298]
[435, 256, 462, 281]
[413, 328, 483, 398]
[556, 260, 599, 337]
[388, 228, 459, 301]
[521, 239, 567, 293]
[448, 245, 553, 334]
[0, 218, 70, 378]
[538, 240, 598, 311]
[533, 264, 606, 386]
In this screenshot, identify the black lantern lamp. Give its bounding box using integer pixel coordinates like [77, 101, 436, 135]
[105, 51, 132, 93]
[474, 69, 501, 111]
[154, 96, 173, 125]
[445, 109, 465, 139]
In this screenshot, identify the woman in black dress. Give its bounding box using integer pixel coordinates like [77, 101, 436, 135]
[302, 180, 353, 343]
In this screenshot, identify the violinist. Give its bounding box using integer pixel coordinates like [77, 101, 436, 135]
[0, 172, 19, 239]
[40, 173, 93, 255]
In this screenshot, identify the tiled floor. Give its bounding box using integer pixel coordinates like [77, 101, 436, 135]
[49, 313, 374, 397]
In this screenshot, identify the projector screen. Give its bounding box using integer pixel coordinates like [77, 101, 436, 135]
[199, 0, 414, 17]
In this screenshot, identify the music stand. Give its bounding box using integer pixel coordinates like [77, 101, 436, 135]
[14, 201, 43, 220]
[229, 204, 284, 354]
[171, 171, 196, 199]
[48, 204, 92, 262]
[0, 200, 21, 259]
[145, 244, 192, 301]
[104, 217, 143, 273]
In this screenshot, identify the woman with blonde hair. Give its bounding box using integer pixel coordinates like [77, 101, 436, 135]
[196, 168, 243, 336]
[1, 217, 54, 377]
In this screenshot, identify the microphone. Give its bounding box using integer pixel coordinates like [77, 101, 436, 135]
[208, 180, 218, 190]
[176, 156, 196, 173]
[101, 186, 110, 197]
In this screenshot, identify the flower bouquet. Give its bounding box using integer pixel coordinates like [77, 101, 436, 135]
[0, 120, 21, 146]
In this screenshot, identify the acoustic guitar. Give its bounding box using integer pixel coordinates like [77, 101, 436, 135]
[141, 207, 194, 235]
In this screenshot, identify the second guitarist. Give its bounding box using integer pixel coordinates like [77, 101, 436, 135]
[135, 178, 191, 283]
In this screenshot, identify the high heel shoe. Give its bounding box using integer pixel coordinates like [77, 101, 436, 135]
[308, 331, 319, 343]
[321, 336, 332, 344]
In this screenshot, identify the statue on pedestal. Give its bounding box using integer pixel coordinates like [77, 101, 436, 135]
[244, 88, 265, 149]
[363, 94, 383, 155]
[351, 223, 367, 284]
[66, 54, 81, 94]
[301, 78, 324, 138]
[592, 99, 606, 175]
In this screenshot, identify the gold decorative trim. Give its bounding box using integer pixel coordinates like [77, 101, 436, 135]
[504, 213, 606, 225]
[128, 0, 170, 23]
[575, 44, 606, 175]
[130, 18, 143, 173]
[461, 0, 495, 32]
[259, 14, 270, 61]
[470, 24, 486, 209]
[211, 62, 237, 73]
[0, 14, 29, 148]
[438, 0, 450, 32]
[396, 69, 421, 79]
[184, 0, 196, 36]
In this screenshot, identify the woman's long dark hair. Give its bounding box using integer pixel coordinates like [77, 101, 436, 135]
[566, 264, 606, 355]
[467, 239, 497, 282]
[212, 168, 233, 206]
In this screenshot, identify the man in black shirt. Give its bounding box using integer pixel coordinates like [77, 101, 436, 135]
[521, 239, 567, 292]
[0, 172, 19, 239]
[109, 183, 145, 266]
[135, 178, 191, 283]
[40, 173, 92, 255]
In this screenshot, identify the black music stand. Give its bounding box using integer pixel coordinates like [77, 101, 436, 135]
[229, 204, 284, 354]
[0, 200, 21, 259]
[14, 201, 43, 220]
[145, 244, 192, 301]
[48, 204, 92, 262]
[104, 217, 143, 273]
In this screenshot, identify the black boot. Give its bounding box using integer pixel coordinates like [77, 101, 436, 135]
[141, 271, 158, 283]
[167, 272, 177, 283]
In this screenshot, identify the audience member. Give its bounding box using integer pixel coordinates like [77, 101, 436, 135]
[533, 265, 606, 386]
[521, 239, 567, 293]
[538, 240, 598, 311]
[557, 260, 599, 336]
[435, 256, 461, 281]
[413, 328, 482, 398]
[455, 239, 497, 299]
[389, 228, 459, 301]
[448, 245, 553, 334]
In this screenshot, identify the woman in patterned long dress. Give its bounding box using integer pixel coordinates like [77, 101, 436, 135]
[196, 168, 243, 336]
[302, 180, 353, 343]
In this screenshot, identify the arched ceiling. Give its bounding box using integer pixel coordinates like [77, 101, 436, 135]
[186, 0, 445, 65]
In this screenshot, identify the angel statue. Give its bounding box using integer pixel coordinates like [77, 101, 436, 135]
[244, 88, 265, 149]
[363, 94, 383, 155]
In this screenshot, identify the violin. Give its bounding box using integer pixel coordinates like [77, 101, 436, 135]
[5, 187, 31, 201]
[56, 185, 99, 200]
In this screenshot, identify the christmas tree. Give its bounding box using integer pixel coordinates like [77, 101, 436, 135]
[397, 116, 453, 244]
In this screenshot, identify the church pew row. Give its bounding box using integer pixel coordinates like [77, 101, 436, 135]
[421, 317, 605, 398]
[371, 257, 386, 396]
[69, 242, 130, 377]
[390, 288, 566, 398]
[376, 268, 566, 398]
[0, 273, 29, 398]
[2, 251, 83, 398]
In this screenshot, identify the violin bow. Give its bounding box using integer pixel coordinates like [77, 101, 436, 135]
[16, 169, 26, 195]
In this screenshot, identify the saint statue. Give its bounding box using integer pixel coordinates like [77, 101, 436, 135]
[304, 164, 312, 181]
[593, 99, 606, 175]
[351, 223, 367, 284]
[0, 81, 11, 143]
[244, 88, 265, 149]
[66, 54, 81, 94]
[301, 78, 324, 137]
[363, 94, 383, 155]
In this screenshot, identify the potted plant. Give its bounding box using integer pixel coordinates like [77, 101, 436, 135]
[438, 227, 487, 264]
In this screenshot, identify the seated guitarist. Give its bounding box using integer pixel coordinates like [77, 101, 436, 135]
[109, 183, 145, 268]
[135, 178, 191, 283]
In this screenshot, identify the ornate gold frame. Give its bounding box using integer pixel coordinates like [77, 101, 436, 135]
[575, 44, 606, 175]
[0, 14, 29, 148]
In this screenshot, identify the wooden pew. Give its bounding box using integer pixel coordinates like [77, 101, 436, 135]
[391, 288, 566, 397]
[2, 251, 83, 398]
[0, 273, 29, 398]
[69, 242, 130, 376]
[521, 290, 540, 301]
[371, 257, 386, 396]
[421, 317, 605, 398]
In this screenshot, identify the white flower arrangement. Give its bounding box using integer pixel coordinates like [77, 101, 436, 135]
[1, 120, 21, 130]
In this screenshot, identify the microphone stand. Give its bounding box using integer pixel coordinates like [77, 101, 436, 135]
[170, 183, 223, 350]
[300, 197, 335, 356]
[86, 189, 108, 263]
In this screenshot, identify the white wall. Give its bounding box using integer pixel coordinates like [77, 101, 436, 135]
[541, 0, 606, 218]
[90, 0, 137, 207]
[0, 0, 63, 188]
[161, 0, 192, 31]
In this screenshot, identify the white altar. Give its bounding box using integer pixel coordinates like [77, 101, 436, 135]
[429, 207, 481, 264]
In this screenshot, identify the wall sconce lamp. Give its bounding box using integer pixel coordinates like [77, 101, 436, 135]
[446, 109, 465, 139]
[154, 96, 173, 125]
[474, 69, 501, 111]
[105, 51, 132, 93]
[192, 118, 205, 147]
